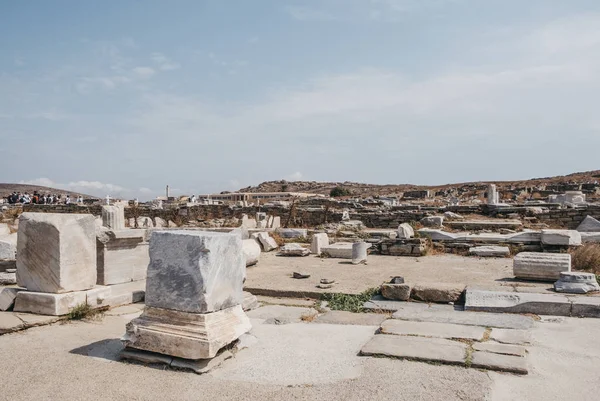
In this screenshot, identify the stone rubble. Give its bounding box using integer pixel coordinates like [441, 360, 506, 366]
[554, 271, 600, 294]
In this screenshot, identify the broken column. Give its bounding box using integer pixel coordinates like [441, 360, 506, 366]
[352, 242, 369, 264]
[487, 184, 499, 205]
[13, 213, 111, 315]
[242, 238, 261, 266]
[101, 205, 125, 230]
[554, 272, 600, 294]
[310, 233, 329, 255]
[513, 252, 571, 281]
[122, 231, 251, 360]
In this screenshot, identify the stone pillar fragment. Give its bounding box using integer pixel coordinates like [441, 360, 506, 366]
[352, 242, 369, 265]
[513, 252, 571, 281]
[310, 233, 329, 256]
[101, 205, 125, 230]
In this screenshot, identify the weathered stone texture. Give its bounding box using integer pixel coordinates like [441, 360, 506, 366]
[513, 252, 571, 281]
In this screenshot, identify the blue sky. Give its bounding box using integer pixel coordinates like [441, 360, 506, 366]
[1, 0, 600, 199]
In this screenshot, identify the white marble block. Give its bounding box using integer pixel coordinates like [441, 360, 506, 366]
[17, 213, 96, 293]
[513, 252, 571, 281]
[242, 239, 261, 266]
[14, 290, 87, 315]
[554, 272, 600, 294]
[397, 223, 414, 239]
[541, 230, 582, 246]
[252, 232, 278, 252]
[310, 233, 329, 255]
[96, 229, 149, 285]
[0, 234, 17, 260]
[102, 205, 125, 230]
[144, 230, 245, 313]
[351, 242, 369, 264]
[576, 216, 600, 233]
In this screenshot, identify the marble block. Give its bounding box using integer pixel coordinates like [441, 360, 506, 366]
[554, 272, 600, 294]
[17, 213, 96, 293]
[242, 239, 261, 266]
[513, 252, 571, 281]
[469, 246, 510, 257]
[397, 223, 414, 239]
[278, 243, 310, 256]
[0, 287, 22, 311]
[145, 231, 245, 313]
[352, 242, 369, 264]
[96, 229, 149, 285]
[14, 290, 87, 315]
[541, 230, 582, 246]
[576, 216, 600, 232]
[101, 205, 125, 230]
[253, 232, 278, 252]
[0, 234, 17, 260]
[310, 233, 329, 255]
[122, 305, 251, 359]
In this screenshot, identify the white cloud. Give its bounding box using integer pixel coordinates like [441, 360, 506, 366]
[151, 52, 180, 71]
[131, 66, 156, 79]
[19, 178, 130, 197]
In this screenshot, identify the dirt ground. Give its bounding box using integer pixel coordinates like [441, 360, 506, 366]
[244, 253, 553, 296]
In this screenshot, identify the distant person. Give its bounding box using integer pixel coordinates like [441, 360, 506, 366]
[65, 195, 71, 205]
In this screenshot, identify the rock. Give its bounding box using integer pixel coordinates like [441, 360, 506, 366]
[145, 231, 245, 313]
[242, 239, 261, 266]
[293, 271, 310, 279]
[101, 205, 125, 230]
[541, 229, 582, 246]
[390, 276, 405, 284]
[310, 233, 329, 255]
[576, 215, 600, 232]
[320, 279, 335, 284]
[242, 291, 259, 311]
[0, 234, 17, 260]
[0, 271, 16, 285]
[469, 246, 510, 257]
[279, 243, 310, 257]
[554, 271, 600, 294]
[277, 228, 308, 239]
[351, 242, 369, 264]
[317, 284, 333, 289]
[443, 211, 463, 220]
[0, 287, 22, 311]
[252, 232, 278, 252]
[421, 216, 444, 228]
[513, 252, 571, 281]
[396, 223, 414, 239]
[381, 283, 411, 301]
[411, 283, 465, 303]
[16, 213, 96, 293]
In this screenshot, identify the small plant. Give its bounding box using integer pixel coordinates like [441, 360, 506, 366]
[321, 288, 379, 313]
[67, 303, 101, 320]
[330, 186, 352, 198]
[570, 243, 600, 274]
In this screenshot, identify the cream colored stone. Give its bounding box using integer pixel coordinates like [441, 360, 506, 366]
[96, 229, 149, 285]
[17, 213, 96, 293]
[14, 290, 87, 315]
[122, 304, 251, 359]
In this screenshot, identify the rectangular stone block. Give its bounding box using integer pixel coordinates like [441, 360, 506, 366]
[360, 334, 467, 365]
[101, 205, 125, 230]
[321, 242, 371, 259]
[86, 286, 112, 308]
[0, 287, 22, 311]
[145, 230, 245, 313]
[122, 305, 251, 359]
[97, 230, 149, 285]
[513, 252, 571, 281]
[16, 213, 96, 293]
[14, 290, 87, 315]
[465, 289, 572, 316]
[541, 229, 582, 246]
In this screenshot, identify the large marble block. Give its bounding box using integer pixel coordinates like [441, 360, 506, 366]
[541, 230, 582, 246]
[97, 229, 149, 285]
[513, 252, 571, 281]
[101, 205, 125, 230]
[145, 231, 245, 313]
[17, 213, 96, 293]
[123, 305, 251, 359]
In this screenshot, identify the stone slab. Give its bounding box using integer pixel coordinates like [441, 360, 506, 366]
[277, 228, 308, 239]
[471, 351, 528, 374]
[0, 313, 25, 334]
[145, 230, 244, 313]
[0, 271, 16, 285]
[0, 235, 17, 260]
[86, 286, 112, 308]
[472, 341, 527, 357]
[469, 246, 510, 257]
[392, 307, 535, 330]
[0, 287, 23, 311]
[17, 213, 96, 293]
[242, 239, 261, 267]
[96, 232, 149, 285]
[411, 283, 465, 303]
[554, 272, 600, 294]
[310, 233, 329, 255]
[313, 310, 388, 326]
[246, 305, 317, 323]
[360, 334, 467, 365]
[576, 215, 600, 232]
[570, 297, 600, 318]
[121, 347, 233, 375]
[513, 252, 571, 281]
[489, 328, 532, 345]
[381, 319, 486, 341]
[14, 290, 87, 315]
[123, 304, 252, 359]
[541, 229, 582, 246]
[465, 289, 572, 316]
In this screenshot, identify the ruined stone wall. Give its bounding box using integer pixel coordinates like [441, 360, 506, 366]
[536, 206, 600, 229]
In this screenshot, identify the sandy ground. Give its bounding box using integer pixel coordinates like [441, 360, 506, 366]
[245, 253, 552, 296]
[1, 304, 600, 401]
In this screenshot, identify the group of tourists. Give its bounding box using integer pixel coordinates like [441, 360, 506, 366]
[5, 192, 84, 205]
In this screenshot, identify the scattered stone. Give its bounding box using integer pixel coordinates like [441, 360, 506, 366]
[571, 297, 600, 318]
[443, 211, 463, 220]
[541, 229, 582, 246]
[411, 283, 465, 303]
[360, 334, 467, 365]
[0, 235, 17, 260]
[576, 215, 600, 232]
[380, 319, 486, 341]
[554, 271, 600, 293]
[320, 279, 335, 284]
[0, 271, 16, 285]
[513, 252, 571, 281]
[96, 229, 149, 286]
[252, 232, 279, 252]
[242, 239, 261, 267]
[277, 228, 308, 239]
[489, 328, 532, 345]
[390, 276, 405, 284]
[316, 283, 333, 289]
[310, 233, 329, 255]
[420, 216, 444, 228]
[469, 246, 510, 257]
[465, 289, 572, 316]
[381, 283, 411, 301]
[321, 242, 371, 259]
[278, 243, 310, 257]
[0, 287, 22, 311]
[471, 351, 528, 375]
[351, 242, 369, 264]
[472, 341, 527, 357]
[293, 272, 310, 279]
[397, 223, 415, 239]
[242, 291, 259, 311]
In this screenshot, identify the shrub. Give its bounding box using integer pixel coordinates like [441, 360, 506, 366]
[321, 288, 379, 313]
[330, 186, 352, 198]
[570, 243, 600, 274]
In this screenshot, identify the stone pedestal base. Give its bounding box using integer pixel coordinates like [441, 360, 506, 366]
[13, 286, 112, 315]
[122, 304, 251, 359]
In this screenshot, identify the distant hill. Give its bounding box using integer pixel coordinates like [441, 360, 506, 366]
[0, 183, 94, 199]
[238, 170, 600, 196]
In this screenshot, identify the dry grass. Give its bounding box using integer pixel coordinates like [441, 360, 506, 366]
[300, 312, 318, 322]
[570, 243, 600, 274]
[270, 232, 286, 247]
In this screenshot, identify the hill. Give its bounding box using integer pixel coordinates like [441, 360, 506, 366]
[0, 183, 94, 199]
[238, 170, 600, 197]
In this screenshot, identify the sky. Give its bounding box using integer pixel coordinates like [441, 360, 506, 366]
[1, 0, 600, 200]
